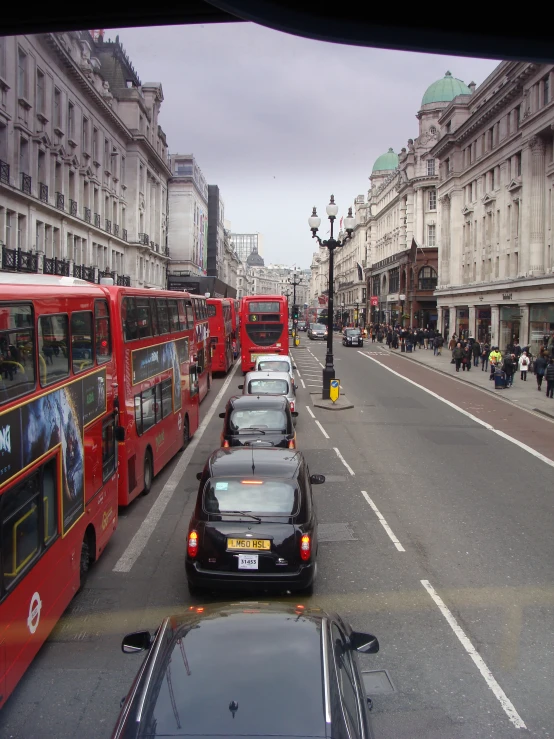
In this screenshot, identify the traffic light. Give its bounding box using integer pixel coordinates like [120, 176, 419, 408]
[292, 304, 299, 321]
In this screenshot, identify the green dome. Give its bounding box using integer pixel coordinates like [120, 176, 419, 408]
[372, 148, 399, 172]
[422, 71, 471, 106]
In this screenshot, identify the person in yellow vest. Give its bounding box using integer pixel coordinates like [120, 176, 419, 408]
[488, 347, 502, 380]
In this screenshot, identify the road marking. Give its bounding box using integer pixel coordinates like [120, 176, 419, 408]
[334, 447, 355, 476]
[295, 367, 301, 377]
[361, 490, 404, 551]
[113, 361, 241, 573]
[315, 420, 330, 439]
[358, 351, 554, 469]
[306, 406, 316, 418]
[300, 378, 306, 389]
[421, 579, 526, 729]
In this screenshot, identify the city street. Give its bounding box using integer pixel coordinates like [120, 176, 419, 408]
[2, 338, 554, 738]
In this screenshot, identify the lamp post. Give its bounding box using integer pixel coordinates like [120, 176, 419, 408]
[355, 302, 359, 328]
[288, 270, 303, 306]
[399, 293, 406, 328]
[309, 196, 355, 399]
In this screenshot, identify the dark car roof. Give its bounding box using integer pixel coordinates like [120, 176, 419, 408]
[139, 604, 327, 738]
[227, 394, 289, 411]
[208, 448, 302, 479]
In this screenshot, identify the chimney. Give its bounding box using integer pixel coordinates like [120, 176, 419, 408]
[468, 81, 476, 94]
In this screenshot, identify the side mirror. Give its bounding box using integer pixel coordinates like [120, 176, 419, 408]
[122, 630, 152, 654]
[350, 631, 379, 654]
[238, 384, 244, 390]
[115, 426, 125, 442]
[293, 365, 297, 370]
[291, 411, 299, 418]
[196, 472, 203, 481]
[219, 412, 226, 418]
[310, 474, 325, 485]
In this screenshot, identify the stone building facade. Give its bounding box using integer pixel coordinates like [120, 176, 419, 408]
[431, 61, 554, 353]
[0, 31, 170, 287]
[335, 195, 368, 326]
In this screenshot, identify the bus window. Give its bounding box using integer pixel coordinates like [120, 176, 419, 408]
[167, 299, 180, 333]
[71, 311, 94, 374]
[150, 298, 159, 336]
[38, 314, 69, 385]
[0, 303, 35, 404]
[207, 304, 216, 317]
[1, 469, 41, 590]
[189, 364, 199, 397]
[161, 377, 173, 418]
[102, 419, 117, 482]
[156, 299, 170, 334]
[136, 297, 152, 339]
[197, 348, 205, 375]
[185, 301, 194, 327]
[178, 300, 188, 330]
[95, 300, 112, 363]
[42, 460, 58, 544]
[122, 297, 138, 342]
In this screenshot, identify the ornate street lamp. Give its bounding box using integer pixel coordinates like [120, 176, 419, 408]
[309, 196, 355, 399]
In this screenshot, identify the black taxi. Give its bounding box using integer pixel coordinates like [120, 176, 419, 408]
[219, 394, 297, 449]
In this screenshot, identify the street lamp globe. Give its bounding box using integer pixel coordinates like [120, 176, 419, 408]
[344, 207, 355, 233]
[308, 207, 321, 232]
[326, 195, 339, 218]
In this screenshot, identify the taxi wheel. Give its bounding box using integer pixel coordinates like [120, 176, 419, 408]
[142, 450, 153, 495]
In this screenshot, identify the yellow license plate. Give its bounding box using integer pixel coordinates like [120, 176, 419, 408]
[227, 538, 270, 551]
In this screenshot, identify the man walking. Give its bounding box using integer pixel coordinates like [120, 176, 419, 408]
[472, 339, 481, 367]
[503, 353, 515, 387]
[481, 342, 490, 372]
[535, 350, 548, 391]
[452, 342, 464, 372]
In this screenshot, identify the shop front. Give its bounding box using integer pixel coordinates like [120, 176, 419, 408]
[456, 308, 469, 339]
[477, 308, 491, 343]
[499, 305, 520, 351]
[529, 304, 554, 355]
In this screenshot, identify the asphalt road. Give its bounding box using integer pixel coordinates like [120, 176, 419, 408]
[2, 337, 554, 738]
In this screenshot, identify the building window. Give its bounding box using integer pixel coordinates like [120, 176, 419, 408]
[82, 117, 89, 152]
[54, 88, 61, 128]
[36, 69, 45, 113]
[17, 47, 28, 98]
[430, 126, 436, 134]
[427, 159, 435, 176]
[488, 128, 494, 150]
[121, 156, 125, 185]
[0, 36, 6, 80]
[428, 190, 437, 210]
[92, 127, 98, 160]
[445, 159, 450, 175]
[104, 138, 109, 168]
[427, 224, 436, 246]
[68, 102, 74, 139]
[418, 266, 438, 290]
[516, 152, 522, 177]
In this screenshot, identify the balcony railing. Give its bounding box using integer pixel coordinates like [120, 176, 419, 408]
[21, 173, 32, 195]
[122, 228, 128, 242]
[138, 232, 150, 246]
[84, 207, 91, 223]
[73, 264, 96, 283]
[117, 274, 131, 286]
[56, 192, 64, 211]
[94, 213, 101, 228]
[69, 199, 78, 217]
[105, 219, 111, 233]
[113, 223, 119, 237]
[1, 245, 39, 273]
[0, 159, 9, 185]
[39, 182, 48, 203]
[43, 256, 70, 276]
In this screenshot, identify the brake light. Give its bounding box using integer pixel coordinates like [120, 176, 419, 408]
[289, 400, 295, 412]
[187, 530, 199, 559]
[300, 534, 311, 561]
[223, 439, 230, 448]
[288, 438, 295, 449]
[241, 480, 264, 485]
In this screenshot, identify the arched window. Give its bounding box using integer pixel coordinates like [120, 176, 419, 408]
[418, 266, 438, 291]
[430, 126, 437, 134]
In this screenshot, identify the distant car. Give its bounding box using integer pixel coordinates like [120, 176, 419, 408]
[185, 447, 325, 594]
[239, 370, 296, 413]
[288, 320, 293, 335]
[113, 602, 380, 739]
[343, 328, 364, 347]
[219, 394, 297, 449]
[308, 322, 328, 340]
[254, 353, 296, 387]
[297, 320, 307, 331]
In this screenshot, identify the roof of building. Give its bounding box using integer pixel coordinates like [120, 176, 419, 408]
[372, 148, 399, 172]
[421, 71, 471, 106]
[246, 247, 265, 266]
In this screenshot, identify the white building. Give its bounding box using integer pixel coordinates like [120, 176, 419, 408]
[167, 154, 208, 275]
[335, 196, 368, 326]
[0, 31, 170, 288]
[431, 61, 554, 353]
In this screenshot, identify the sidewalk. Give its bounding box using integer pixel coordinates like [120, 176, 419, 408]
[374, 341, 554, 421]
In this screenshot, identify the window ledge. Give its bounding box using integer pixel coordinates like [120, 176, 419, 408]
[36, 112, 48, 124]
[18, 96, 32, 110]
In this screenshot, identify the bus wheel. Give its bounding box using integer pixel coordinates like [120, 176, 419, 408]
[142, 450, 153, 495]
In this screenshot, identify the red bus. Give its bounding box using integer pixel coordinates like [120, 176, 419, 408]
[240, 295, 289, 372]
[110, 288, 201, 505]
[0, 274, 119, 708]
[189, 295, 212, 402]
[207, 298, 234, 374]
[229, 298, 241, 359]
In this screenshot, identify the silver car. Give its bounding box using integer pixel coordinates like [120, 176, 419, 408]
[238, 370, 297, 416]
[254, 353, 296, 388]
[308, 322, 328, 340]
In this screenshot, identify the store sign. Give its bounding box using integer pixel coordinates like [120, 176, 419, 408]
[370, 296, 379, 307]
[502, 293, 513, 300]
[387, 293, 399, 303]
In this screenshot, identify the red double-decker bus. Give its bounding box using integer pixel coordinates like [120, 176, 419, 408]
[207, 298, 234, 374]
[239, 295, 289, 372]
[109, 287, 201, 505]
[229, 298, 241, 359]
[189, 295, 212, 401]
[0, 274, 119, 708]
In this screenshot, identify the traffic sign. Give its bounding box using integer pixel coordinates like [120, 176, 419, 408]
[330, 378, 340, 403]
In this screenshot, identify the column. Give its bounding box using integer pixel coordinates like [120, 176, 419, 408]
[416, 188, 424, 245]
[440, 194, 451, 286]
[448, 304, 456, 338]
[490, 305, 500, 346]
[519, 304, 529, 347]
[529, 136, 546, 274]
[468, 305, 476, 338]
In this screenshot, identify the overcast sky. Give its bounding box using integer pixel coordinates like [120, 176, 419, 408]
[111, 23, 498, 268]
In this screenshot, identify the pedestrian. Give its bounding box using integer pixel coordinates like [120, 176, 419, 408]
[424, 330, 429, 350]
[437, 334, 444, 356]
[462, 343, 472, 371]
[448, 334, 457, 351]
[512, 340, 522, 360]
[546, 358, 554, 398]
[518, 352, 530, 381]
[503, 353, 515, 387]
[392, 330, 399, 350]
[489, 346, 502, 380]
[534, 350, 548, 391]
[433, 335, 440, 356]
[472, 339, 481, 367]
[481, 342, 490, 372]
[452, 342, 464, 372]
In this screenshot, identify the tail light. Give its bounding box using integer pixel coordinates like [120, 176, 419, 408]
[187, 530, 199, 559]
[222, 439, 230, 448]
[288, 438, 296, 449]
[289, 400, 295, 412]
[300, 534, 311, 561]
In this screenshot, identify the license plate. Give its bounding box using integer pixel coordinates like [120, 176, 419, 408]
[238, 554, 258, 570]
[228, 538, 270, 550]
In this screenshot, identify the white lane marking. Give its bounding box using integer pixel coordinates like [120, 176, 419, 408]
[295, 367, 302, 377]
[306, 406, 316, 418]
[315, 420, 330, 439]
[421, 580, 526, 729]
[334, 447, 355, 476]
[361, 490, 404, 551]
[358, 351, 554, 469]
[300, 378, 306, 389]
[113, 361, 241, 573]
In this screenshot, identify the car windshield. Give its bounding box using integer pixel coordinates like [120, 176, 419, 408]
[257, 360, 290, 372]
[346, 329, 361, 335]
[248, 379, 289, 394]
[311, 324, 326, 331]
[230, 409, 287, 431]
[204, 479, 298, 515]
